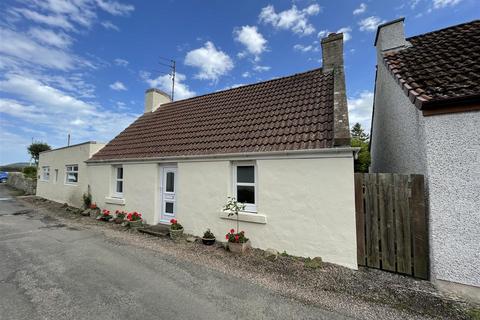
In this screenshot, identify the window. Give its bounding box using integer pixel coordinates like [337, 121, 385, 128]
[41, 166, 50, 181]
[65, 165, 78, 184]
[234, 163, 256, 212]
[113, 166, 123, 197]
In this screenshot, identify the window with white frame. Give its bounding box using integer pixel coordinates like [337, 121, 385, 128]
[65, 165, 78, 184]
[41, 166, 50, 181]
[233, 163, 256, 212]
[113, 166, 123, 197]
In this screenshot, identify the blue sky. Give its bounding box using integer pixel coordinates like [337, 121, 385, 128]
[0, 0, 478, 164]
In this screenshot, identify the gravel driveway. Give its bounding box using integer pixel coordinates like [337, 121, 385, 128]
[0, 185, 472, 320]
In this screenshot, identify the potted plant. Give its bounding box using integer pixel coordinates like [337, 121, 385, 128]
[169, 218, 184, 241]
[114, 210, 126, 224]
[126, 211, 143, 228]
[202, 229, 216, 245]
[225, 229, 250, 254]
[223, 197, 245, 235]
[97, 209, 112, 222]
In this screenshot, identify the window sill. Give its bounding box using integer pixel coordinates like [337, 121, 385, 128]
[105, 196, 125, 205]
[219, 211, 267, 224]
[64, 183, 78, 186]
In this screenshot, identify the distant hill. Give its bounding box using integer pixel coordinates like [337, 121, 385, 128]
[0, 162, 32, 172]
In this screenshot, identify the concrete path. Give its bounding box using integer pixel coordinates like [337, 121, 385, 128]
[0, 184, 348, 320]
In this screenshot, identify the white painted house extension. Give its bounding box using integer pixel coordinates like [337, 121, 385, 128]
[370, 19, 480, 302]
[38, 33, 360, 269]
[37, 142, 106, 208]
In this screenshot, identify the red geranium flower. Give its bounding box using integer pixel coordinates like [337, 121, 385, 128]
[230, 229, 235, 234]
[234, 235, 239, 242]
[225, 234, 229, 240]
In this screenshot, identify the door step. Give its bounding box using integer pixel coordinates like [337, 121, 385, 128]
[138, 224, 170, 237]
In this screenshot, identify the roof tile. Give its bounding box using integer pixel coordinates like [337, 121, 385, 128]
[91, 68, 335, 160]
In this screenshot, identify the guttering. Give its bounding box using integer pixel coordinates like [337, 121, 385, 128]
[86, 147, 360, 165]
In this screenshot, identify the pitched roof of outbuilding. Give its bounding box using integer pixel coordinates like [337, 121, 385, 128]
[382, 20, 480, 110]
[90, 68, 337, 161]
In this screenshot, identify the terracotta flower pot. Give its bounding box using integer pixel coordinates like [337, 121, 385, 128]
[228, 240, 251, 254]
[202, 237, 216, 245]
[170, 228, 184, 241]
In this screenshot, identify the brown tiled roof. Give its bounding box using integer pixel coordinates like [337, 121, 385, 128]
[382, 20, 480, 109]
[90, 68, 335, 161]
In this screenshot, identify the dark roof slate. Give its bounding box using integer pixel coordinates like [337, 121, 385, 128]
[382, 20, 480, 109]
[90, 68, 335, 161]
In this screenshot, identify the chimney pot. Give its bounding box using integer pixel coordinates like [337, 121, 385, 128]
[144, 88, 171, 113]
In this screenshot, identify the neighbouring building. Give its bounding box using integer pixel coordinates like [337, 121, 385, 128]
[37, 142, 105, 208]
[370, 19, 480, 301]
[38, 32, 360, 269]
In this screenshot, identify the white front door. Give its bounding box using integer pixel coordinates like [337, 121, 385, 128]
[160, 167, 177, 223]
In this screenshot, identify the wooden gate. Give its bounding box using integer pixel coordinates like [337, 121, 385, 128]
[355, 173, 429, 279]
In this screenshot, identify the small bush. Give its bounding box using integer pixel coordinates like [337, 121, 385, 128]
[203, 229, 215, 239]
[82, 192, 92, 209]
[23, 166, 37, 179]
[170, 218, 183, 230]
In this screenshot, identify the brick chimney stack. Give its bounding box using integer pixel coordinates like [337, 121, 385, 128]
[321, 33, 350, 146]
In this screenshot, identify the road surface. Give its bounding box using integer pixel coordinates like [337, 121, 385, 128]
[0, 184, 348, 320]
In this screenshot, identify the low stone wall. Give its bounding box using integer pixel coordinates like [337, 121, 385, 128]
[7, 172, 37, 195]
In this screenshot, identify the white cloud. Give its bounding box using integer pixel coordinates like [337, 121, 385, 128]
[432, 0, 462, 8]
[234, 25, 267, 60]
[141, 71, 195, 100]
[0, 0, 137, 164]
[317, 27, 352, 41]
[293, 44, 313, 52]
[348, 91, 374, 131]
[12, 8, 75, 30]
[114, 58, 129, 66]
[337, 27, 352, 41]
[95, 0, 135, 16]
[0, 74, 137, 145]
[317, 29, 329, 38]
[28, 27, 72, 48]
[0, 28, 78, 70]
[353, 3, 367, 15]
[101, 21, 119, 31]
[184, 41, 234, 82]
[259, 4, 321, 36]
[253, 65, 271, 72]
[109, 81, 127, 91]
[358, 16, 386, 32]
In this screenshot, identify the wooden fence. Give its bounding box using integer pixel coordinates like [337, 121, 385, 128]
[355, 173, 429, 279]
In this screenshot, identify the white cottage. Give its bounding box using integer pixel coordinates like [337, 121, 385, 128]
[370, 19, 480, 301]
[39, 33, 359, 268]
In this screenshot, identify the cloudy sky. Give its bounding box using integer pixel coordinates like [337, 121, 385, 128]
[0, 0, 478, 164]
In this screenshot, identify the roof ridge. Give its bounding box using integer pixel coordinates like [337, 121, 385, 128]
[161, 67, 325, 109]
[406, 19, 479, 41]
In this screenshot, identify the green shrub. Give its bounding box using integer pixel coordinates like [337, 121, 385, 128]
[82, 192, 92, 209]
[22, 166, 37, 179]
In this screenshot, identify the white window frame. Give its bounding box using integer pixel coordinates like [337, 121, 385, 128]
[112, 165, 124, 198]
[65, 164, 78, 185]
[41, 166, 50, 181]
[232, 162, 257, 213]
